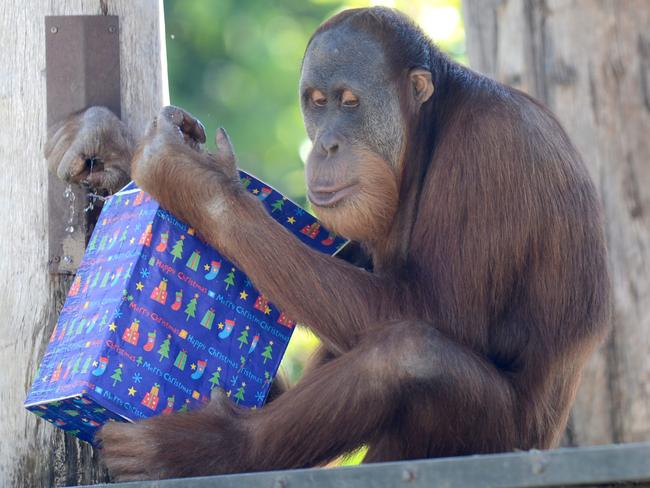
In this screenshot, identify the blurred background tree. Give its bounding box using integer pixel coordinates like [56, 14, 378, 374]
[163, 0, 465, 385]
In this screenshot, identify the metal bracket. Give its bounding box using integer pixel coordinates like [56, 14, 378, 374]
[46, 15, 121, 274]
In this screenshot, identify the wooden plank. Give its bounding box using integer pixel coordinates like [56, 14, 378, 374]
[78, 442, 650, 488]
[0, 0, 168, 486]
[462, 0, 650, 447]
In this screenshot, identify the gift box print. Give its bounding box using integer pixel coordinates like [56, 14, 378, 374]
[25, 171, 346, 444]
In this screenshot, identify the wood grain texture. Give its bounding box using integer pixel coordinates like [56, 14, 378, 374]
[0, 0, 167, 485]
[462, 0, 650, 446]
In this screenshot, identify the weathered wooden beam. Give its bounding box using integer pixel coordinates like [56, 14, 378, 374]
[0, 1, 168, 486]
[46, 15, 121, 275]
[79, 442, 650, 488]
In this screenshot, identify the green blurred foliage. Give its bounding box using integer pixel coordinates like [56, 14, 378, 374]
[164, 0, 464, 389]
[164, 0, 464, 209]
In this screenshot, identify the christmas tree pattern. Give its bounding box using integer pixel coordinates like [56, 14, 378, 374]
[237, 326, 250, 349]
[238, 355, 247, 373]
[262, 341, 274, 364]
[98, 235, 108, 251]
[119, 226, 129, 245]
[234, 382, 246, 404]
[100, 271, 111, 288]
[270, 198, 285, 213]
[158, 335, 171, 362]
[110, 364, 123, 387]
[81, 357, 92, 374]
[75, 319, 86, 335]
[72, 354, 82, 375]
[224, 268, 235, 290]
[170, 235, 185, 262]
[185, 294, 199, 321]
[208, 367, 222, 389]
[90, 268, 102, 288]
[98, 311, 109, 330]
[87, 233, 98, 252]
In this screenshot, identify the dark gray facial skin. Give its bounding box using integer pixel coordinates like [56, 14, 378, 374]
[300, 25, 404, 192]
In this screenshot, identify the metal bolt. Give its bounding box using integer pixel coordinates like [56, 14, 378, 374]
[54, 256, 61, 262]
[50, 26, 58, 34]
[530, 455, 548, 475]
[63, 255, 73, 264]
[402, 468, 417, 482]
[108, 25, 116, 33]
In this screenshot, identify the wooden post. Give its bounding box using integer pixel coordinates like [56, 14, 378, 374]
[0, 1, 168, 486]
[462, 0, 650, 446]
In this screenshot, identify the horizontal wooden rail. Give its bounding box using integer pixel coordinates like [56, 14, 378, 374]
[79, 442, 650, 488]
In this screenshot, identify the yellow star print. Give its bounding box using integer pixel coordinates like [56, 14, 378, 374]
[108, 323, 117, 332]
[136, 282, 144, 291]
[287, 217, 296, 224]
[218, 322, 224, 329]
[240, 291, 248, 300]
[127, 387, 136, 396]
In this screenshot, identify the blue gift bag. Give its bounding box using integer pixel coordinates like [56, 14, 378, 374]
[25, 171, 346, 444]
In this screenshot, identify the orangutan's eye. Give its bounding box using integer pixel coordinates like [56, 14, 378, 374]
[310, 90, 327, 107]
[341, 90, 359, 108]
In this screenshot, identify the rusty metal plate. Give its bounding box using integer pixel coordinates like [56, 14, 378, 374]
[45, 15, 120, 274]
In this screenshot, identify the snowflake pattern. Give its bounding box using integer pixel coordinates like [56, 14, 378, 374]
[255, 391, 265, 403]
[139, 267, 150, 279]
[132, 372, 142, 383]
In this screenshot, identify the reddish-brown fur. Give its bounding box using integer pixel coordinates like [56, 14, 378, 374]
[46, 8, 610, 482]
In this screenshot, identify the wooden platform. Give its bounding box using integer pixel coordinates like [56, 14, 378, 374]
[83, 442, 650, 488]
